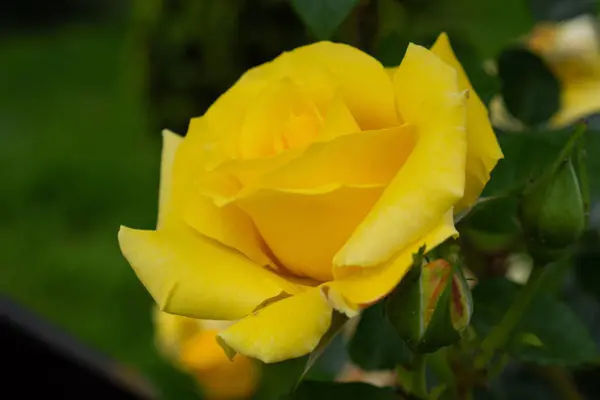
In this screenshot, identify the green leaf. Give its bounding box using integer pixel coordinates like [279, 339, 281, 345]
[255, 312, 350, 399]
[497, 47, 560, 126]
[287, 381, 397, 400]
[458, 196, 522, 252]
[347, 302, 411, 370]
[375, 32, 408, 67]
[483, 130, 571, 197]
[472, 278, 599, 366]
[290, 0, 360, 40]
[303, 312, 349, 379]
[254, 356, 309, 400]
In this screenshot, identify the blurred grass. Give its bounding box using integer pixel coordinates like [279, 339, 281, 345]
[0, 24, 198, 399]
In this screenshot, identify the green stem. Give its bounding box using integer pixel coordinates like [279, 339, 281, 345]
[412, 353, 429, 399]
[428, 349, 456, 396]
[551, 124, 587, 176]
[475, 265, 545, 369]
[576, 132, 590, 222]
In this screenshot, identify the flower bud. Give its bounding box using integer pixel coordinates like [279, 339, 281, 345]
[520, 157, 585, 260]
[386, 259, 473, 354]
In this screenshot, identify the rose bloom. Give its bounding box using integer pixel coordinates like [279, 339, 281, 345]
[491, 14, 600, 130]
[119, 33, 502, 363]
[154, 310, 258, 399]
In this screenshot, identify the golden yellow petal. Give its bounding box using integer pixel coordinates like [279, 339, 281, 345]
[198, 62, 282, 164]
[334, 43, 467, 268]
[238, 185, 384, 281]
[317, 96, 361, 141]
[286, 41, 399, 129]
[183, 196, 273, 267]
[243, 124, 416, 193]
[157, 129, 183, 230]
[118, 225, 299, 320]
[238, 78, 322, 159]
[327, 210, 457, 310]
[431, 33, 503, 211]
[172, 119, 273, 266]
[218, 287, 332, 363]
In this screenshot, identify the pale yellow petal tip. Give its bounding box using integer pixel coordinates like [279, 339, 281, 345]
[436, 31, 451, 45]
[117, 225, 134, 247]
[162, 128, 182, 139]
[321, 286, 360, 318]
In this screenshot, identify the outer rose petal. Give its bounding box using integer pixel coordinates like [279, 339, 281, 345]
[118, 225, 299, 320]
[174, 119, 273, 266]
[334, 43, 467, 268]
[431, 33, 503, 212]
[327, 210, 457, 314]
[218, 287, 332, 363]
[157, 130, 183, 229]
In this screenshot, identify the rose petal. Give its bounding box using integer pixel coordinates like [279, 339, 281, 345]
[241, 124, 416, 194]
[431, 33, 503, 212]
[197, 41, 398, 168]
[118, 225, 300, 320]
[238, 185, 385, 281]
[238, 78, 323, 159]
[218, 287, 332, 363]
[157, 129, 184, 230]
[317, 95, 361, 141]
[327, 210, 457, 311]
[173, 119, 274, 266]
[287, 41, 399, 130]
[202, 112, 410, 207]
[334, 43, 467, 268]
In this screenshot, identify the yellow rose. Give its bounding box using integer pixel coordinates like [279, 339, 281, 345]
[119, 33, 502, 363]
[154, 310, 259, 399]
[491, 14, 600, 129]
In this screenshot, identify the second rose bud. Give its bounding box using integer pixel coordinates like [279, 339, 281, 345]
[387, 256, 473, 354]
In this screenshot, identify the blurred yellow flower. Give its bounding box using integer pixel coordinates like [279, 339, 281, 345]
[491, 14, 600, 129]
[154, 310, 259, 399]
[119, 33, 501, 363]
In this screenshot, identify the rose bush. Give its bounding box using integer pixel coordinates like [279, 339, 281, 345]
[154, 310, 258, 399]
[119, 33, 502, 363]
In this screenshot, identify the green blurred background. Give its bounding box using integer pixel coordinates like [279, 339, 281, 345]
[1, 0, 598, 399]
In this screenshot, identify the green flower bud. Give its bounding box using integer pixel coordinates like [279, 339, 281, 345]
[520, 157, 585, 259]
[387, 259, 473, 354]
